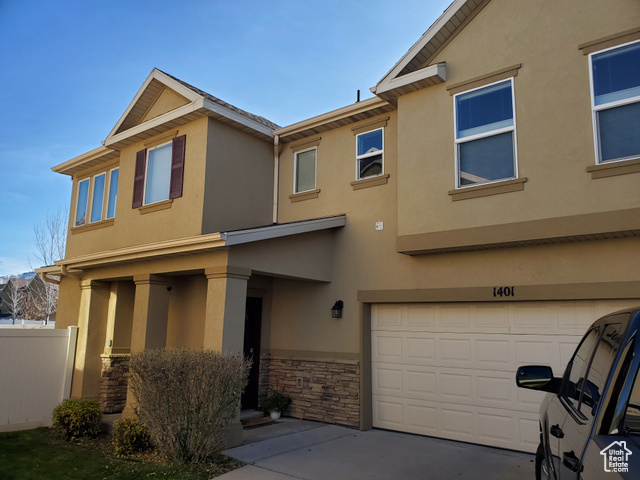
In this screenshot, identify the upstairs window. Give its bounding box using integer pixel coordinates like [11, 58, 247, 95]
[454, 79, 517, 187]
[133, 135, 186, 208]
[294, 147, 316, 194]
[106, 168, 119, 219]
[74, 167, 119, 227]
[356, 128, 383, 180]
[590, 41, 640, 163]
[75, 178, 90, 226]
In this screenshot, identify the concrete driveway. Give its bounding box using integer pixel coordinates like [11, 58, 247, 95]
[221, 418, 534, 480]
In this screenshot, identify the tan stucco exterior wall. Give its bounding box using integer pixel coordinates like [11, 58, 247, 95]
[397, 0, 640, 237]
[65, 116, 209, 258]
[202, 118, 274, 234]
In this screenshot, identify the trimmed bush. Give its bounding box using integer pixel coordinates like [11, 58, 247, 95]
[128, 348, 251, 464]
[52, 398, 102, 440]
[112, 417, 152, 456]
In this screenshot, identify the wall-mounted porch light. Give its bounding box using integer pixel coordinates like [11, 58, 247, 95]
[331, 300, 344, 318]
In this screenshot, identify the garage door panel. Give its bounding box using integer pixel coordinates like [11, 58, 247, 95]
[372, 300, 640, 453]
[477, 376, 511, 404]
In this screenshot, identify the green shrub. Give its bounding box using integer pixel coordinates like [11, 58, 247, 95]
[260, 389, 292, 414]
[112, 417, 152, 456]
[128, 348, 251, 464]
[52, 398, 102, 440]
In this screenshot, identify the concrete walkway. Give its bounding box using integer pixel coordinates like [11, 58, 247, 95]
[221, 418, 534, 480]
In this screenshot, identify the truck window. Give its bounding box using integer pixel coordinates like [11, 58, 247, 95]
[563, 325, 621, 419]
[565, 328, 599, 408]
[622, 364, 640, 434]
[580, 326, 621, 418]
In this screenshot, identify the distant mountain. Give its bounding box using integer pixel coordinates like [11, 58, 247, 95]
[0, 271, 36, 284]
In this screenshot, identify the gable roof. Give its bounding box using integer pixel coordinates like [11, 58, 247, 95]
[104, 68, 280, 149]
[372, 0, 489, 102]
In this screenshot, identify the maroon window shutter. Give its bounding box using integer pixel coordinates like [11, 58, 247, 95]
[169, 135, 186, 199]
[132, 149, 147, 208]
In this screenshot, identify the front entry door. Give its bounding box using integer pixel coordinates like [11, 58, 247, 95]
[241, 297, 262, 410]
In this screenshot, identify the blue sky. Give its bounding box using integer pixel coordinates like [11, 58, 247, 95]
[0, 0, 452, 277]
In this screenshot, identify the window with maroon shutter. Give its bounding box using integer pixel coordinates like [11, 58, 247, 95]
[132, 149, 147, 208]
[170, 135, 186, 199]
[132, 134, 186, 208]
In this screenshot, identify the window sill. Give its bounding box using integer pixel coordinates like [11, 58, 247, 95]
[71, 218, 115, 234]
[139, 199, 173, 214]
[586, 158, 640, 179]
[351, 174, 390, 191]
[448, 177, 527, 201]
[289, 189, 320, 203]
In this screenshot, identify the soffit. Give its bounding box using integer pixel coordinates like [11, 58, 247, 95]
[275, 98, 395, 143]
[52, 146, 120, 177]
[373, 0, 489, 102]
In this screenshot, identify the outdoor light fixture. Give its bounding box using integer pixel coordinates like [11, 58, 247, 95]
[331, 300, 344, 318]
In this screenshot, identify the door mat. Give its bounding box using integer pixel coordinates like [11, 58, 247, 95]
[241, 416, 281, 430]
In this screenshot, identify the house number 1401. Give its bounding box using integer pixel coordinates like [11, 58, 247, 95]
[493, 286, 515, 297]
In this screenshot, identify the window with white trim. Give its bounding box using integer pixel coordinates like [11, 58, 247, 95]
[294, 147, 317, 194]
[145, 142, 172, 204]
[132, 134, 186, 208]
[74, 167, 119, 227]
[356, 128, 383, 180]
[454, 79, 517, 187]
[590, 40, 640, 164]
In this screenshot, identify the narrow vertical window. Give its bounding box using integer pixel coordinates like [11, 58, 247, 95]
[590, 41, 640, 163]
[454, 79, 517, 187]
[75, 178, 90, 226]
[90, 173, 106, 223]
[294, 148, 316, 193]
[145, 143, 172, 205]
[356, 128, 383, 179]
[106, 168, 119, 219]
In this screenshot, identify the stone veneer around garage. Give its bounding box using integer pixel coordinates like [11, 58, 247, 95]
[261, 354, 360, 428]
[99, 354, 130, 413]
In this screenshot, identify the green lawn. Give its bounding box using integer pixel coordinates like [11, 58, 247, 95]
[0, 428, 242, 480]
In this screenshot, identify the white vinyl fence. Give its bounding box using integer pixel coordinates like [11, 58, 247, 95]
[0, 326, 78, 432]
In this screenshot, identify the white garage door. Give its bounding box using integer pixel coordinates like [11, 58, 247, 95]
[371, 300, 639, 453]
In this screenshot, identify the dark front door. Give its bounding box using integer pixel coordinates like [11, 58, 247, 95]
[242, 297, 262, 410]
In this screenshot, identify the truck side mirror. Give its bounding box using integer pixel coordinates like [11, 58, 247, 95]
[516, 365, 560, 393]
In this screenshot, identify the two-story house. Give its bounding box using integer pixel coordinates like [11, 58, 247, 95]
[41, 0, 640, 452]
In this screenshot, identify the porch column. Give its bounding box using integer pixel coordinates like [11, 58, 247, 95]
[204, 266, 251, 448]
[203, 266, 251, 353]
[72, 279, 110, 400]
[130, 274, 171, 353]
[123, 274, 171, 417]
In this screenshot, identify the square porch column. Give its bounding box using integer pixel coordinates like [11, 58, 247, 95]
[123, 274, 172, 417]
[130, 274, 172, 353]
[72, 279, 110, 400]
[204, 266, 251, 448]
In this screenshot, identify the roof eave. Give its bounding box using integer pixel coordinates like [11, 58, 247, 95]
[275, 98, 395, 142]
[51, 146, 120, 176]
[372, 62, 447, 102]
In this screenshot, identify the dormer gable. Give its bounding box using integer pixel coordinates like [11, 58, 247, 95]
[372, 0, 489, 103]
[110, 70, 200, 137]
[104, 68, 279, 150]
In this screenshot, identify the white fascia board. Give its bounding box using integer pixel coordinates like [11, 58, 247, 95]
[104, 99, 205, 147]
[274, 97, 387, 137]
[51, 145, 116, 174]
[375, 0, 465, 90]
[373, 63, 447, 96]
[221, 215, 346, 246]
[201, 98, 274, 138]
[151, 69, 203, 102]
[105, 68, 203, 141]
